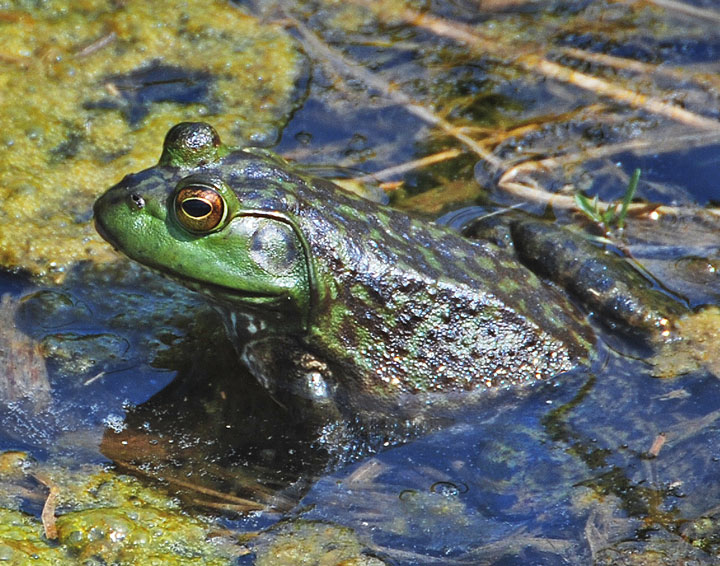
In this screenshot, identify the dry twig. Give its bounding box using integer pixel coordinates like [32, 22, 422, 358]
[352, 149, 463, 183]
[35, 475, 60, 540]
[297, 2, 720, 216]
[647, 433, 666, 458]
[497, 130, 720, 213]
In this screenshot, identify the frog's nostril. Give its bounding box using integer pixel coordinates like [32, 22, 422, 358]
[129, 193, 145, 210]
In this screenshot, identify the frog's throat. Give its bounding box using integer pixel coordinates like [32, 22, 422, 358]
[144, 264, 310, 333]
[165, 273, 291, 306]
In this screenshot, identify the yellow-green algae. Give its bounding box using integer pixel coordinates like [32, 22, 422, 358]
[56, 507, 231, 565]
[0, 508, 68, 565]
[0, 451, 238, 565]
[0, 451, 393, 565]
[254, 521, 386, 566]
[0, 0, 301, 278]
[651, 306, 720, 378]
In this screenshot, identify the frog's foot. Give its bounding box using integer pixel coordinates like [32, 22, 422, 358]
[510, 219, 687, 339]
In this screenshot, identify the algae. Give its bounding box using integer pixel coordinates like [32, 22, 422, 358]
[652, 306, 720, 378]
[0, 508, 69, 565]
[254, 520, 386, 566]
[0, 454, 239, 565]
[0, 0, 302, 278]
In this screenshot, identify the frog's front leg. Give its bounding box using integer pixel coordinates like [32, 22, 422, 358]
[217, 307, 341, 409]
[242, 336, 339, 405]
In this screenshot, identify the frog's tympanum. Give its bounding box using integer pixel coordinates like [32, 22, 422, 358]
[94, 123, 680, 407]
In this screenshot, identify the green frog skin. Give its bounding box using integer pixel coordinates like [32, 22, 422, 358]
[93, 122, 678, 403]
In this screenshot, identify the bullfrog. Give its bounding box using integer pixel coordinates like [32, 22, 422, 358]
[93, 122, 683, 408]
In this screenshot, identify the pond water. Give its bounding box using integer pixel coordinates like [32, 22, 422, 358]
[1, 0, 720, 564]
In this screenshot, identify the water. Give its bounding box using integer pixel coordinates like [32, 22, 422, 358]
[2, 0, 720, 563]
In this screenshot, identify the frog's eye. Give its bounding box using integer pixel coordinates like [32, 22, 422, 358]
[174, 185, 226, 233]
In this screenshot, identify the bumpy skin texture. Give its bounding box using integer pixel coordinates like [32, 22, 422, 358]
[94, 122, 594, 398]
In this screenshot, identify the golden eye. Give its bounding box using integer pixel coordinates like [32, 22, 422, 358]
[174, 185, 226, 233]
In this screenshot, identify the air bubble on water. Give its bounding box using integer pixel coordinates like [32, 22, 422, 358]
[103, 413, 127, 433]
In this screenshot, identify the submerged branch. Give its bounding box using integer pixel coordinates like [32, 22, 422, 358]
[112, 460, 276, 513]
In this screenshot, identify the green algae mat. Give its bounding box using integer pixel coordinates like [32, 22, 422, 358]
[0, 0, 301, 278]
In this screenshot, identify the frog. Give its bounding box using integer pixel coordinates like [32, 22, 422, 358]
[93, 122, 684, 411]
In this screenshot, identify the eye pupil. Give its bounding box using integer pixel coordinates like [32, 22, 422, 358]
[174, 183, 226, 233]
[182, 198, 212, 218]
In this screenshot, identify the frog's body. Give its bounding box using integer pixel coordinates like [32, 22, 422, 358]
[93, 123, 677, 404]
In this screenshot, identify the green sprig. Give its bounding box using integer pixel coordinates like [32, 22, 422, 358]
[574, 168, 641, 231]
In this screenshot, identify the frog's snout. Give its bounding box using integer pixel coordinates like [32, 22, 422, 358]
[93, 184, 142, 246]
[94, 184, 143, 218]
[93, 194, 115, 244]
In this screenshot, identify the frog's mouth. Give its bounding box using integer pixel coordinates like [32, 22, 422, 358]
[95, 213, 281, 298]
[94, 197, 317, 333]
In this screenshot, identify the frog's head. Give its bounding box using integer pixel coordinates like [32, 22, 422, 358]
[94, 122, 314, 331]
